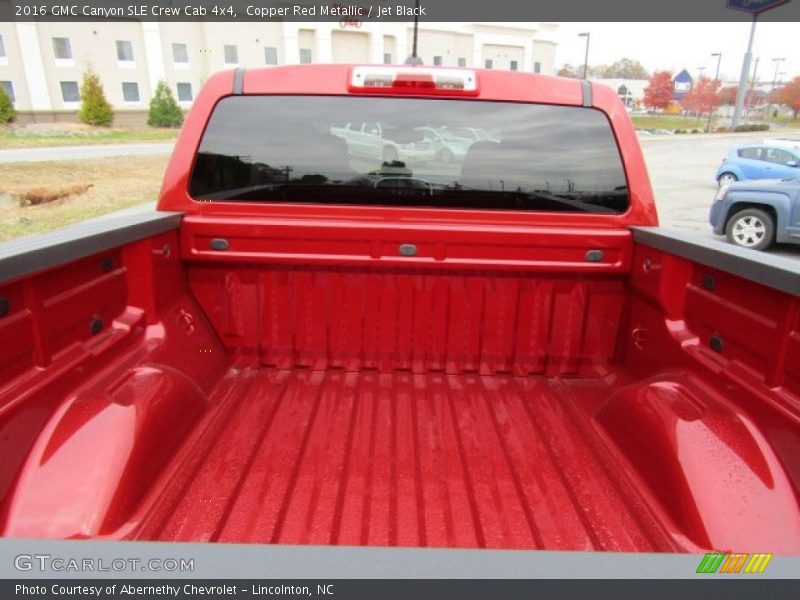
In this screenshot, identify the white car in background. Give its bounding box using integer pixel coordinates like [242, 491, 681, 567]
[330, 121, 438, 164]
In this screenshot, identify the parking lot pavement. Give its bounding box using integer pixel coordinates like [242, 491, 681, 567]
[640, 130, 800, 262]
[0, 142, 175, 163]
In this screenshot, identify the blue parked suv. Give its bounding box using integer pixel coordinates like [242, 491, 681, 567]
[716, 142, 800, 185]
[709, 177, 800, 250]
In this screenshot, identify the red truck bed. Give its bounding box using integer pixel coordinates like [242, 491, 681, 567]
[137, 367, 675, 551]
[2, 205, 799, 556]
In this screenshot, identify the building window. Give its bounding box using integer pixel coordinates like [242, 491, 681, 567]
[122, 82, 140, 103]
[172, 43, 189, 65]
[0, 35, 6, 64]
[433, 55, 442, 66]
[457, 57, 466, 67]
[484, 59, 493, 69]
[264, 47, 278, 65]
[1, 81, 14, 103]
[383, 52, 392, 64]
[52, 37, 72, 59]
[617, 85, 633, 107]
[60, 81, 80, 103]
[116, 40, 134, 62]
[299, 48, 312, 64]
[533, 61, 541, 73]
[224, 44, 238, 65]
[52, 37, 73, 64]
[177, 82, 193, 102]
[510, 60, 518, 71]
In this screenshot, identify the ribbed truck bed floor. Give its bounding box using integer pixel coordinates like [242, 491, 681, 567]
[136, 367, 679, 552]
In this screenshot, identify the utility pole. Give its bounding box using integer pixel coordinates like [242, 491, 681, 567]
[404, 0, 423, 65]
[732, 14, 757, 129]
[768, 57, 785, 119]
[745, 56, 760, 121]
[706, 53, 722, 133]
[578, 32, 590, 79]
[727, 0, 789, 127]
[750, 56, 760, 88]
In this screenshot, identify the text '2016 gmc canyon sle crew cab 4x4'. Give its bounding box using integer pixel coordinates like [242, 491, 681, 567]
[1, 65, 799, 555]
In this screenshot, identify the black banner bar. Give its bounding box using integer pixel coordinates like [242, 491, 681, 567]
[1, 0, 799, 22]
[4, 580, 800, 600]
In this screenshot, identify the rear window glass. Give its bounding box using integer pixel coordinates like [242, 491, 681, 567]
[738, 147, 763, 160]
[189, 96, 629, 214]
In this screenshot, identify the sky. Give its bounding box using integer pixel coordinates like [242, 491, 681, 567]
[556, 22, 799, 84]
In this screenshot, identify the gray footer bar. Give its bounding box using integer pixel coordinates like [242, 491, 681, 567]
[1, 539, 798, 579]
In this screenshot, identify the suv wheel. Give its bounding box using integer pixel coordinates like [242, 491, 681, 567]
[725, 208, 775, 251]
[717, 172, 738, 186]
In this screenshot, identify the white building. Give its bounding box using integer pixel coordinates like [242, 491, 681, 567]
[590, 78, 650, 108]
[0, 21, 559, 126]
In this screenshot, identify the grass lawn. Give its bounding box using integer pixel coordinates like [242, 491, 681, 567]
[630, 115, 709, 131]
[0, 155, 168, 240]
[765, 115, 800, 126]
[0, 126, 180, 148]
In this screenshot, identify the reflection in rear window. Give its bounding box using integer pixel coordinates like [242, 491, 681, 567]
[189, 96, 629, 214]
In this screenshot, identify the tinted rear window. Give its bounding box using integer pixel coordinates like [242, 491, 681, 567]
[738, 147, 763, 160]
[189, 96, 629, 214]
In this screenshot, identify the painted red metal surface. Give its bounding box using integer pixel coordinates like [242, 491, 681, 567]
[2, 230, 799, 552]
[186, 263, 627, 377]
[180, 216, 634, 272]
[130, 368, 682, 551]
[1, 66, 799, 554]
[0, 232, 229, 535]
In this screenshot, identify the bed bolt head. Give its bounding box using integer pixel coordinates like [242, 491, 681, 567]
[90, 315, 104, 335]
[210, 238, 230, 251]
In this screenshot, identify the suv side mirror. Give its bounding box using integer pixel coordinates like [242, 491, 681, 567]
[788, 160, 799, 167]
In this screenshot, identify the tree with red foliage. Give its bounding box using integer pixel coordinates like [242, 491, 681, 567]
[643, 71, 674, 110]
[775, 76, 800, 119]
[720, 86, 762, 109]
[682, 76, 722, 115]
[719, 85, 738, 105]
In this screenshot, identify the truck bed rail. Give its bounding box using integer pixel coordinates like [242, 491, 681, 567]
[633, 227, 800, 297]
[0, 211, 182, 285]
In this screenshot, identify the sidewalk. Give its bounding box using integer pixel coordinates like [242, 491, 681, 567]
[0, 142, 175, 163]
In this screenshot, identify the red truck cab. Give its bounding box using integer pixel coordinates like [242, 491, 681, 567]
[0, 65, 799, 555]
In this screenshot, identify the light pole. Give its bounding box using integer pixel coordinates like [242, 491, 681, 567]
[578, 32, 590, 79]
[768, 57, 785, 119]
[706, 52, 722, 133]
[745, 56, 760, 121]
[697, 66, 706, 79]
[404, 0, 423, 65]
[732, 14, 758, 129]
